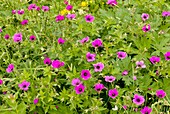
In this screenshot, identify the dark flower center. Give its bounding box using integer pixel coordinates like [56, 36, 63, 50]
[88, 56, 92, 59]
[167, 56, 170, 59]
[78, 88, 82, 92]
[158, 94, 163, 98]
[97, 88, 101, 91]
[144, 112, 149, 114]
[75, 82, 79, 85]
[84, 72, 87, 76]
[95, 44, 98, 47]
[109, 78, 113, 81]
[96, 66, 100, 69]
[87, 17, 91, 21]
[136, 98, 141, 102]
[145, 28, 149, 31]
[112, 93, 115, 97]
[23, 84, 27, 88]
[119, 54, 123, 57]
[46, 61, 49, 64]
[143, 16, 147, 18]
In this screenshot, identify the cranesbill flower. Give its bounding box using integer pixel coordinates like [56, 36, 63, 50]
[36, 6, 41, 11]
[44, 57, 51, 65]
[108, 88, 118, 99]
[0, 79, 3, 85]
[33, 98, 39, 104]
[133, 94, 145, 105]
[162, 11, 170, 17]
[107, 0, 118, 6]
[6, 64, 14, 73]
[92, 38, 102, 48]
[80, 36, 89, 44]
[66, 14, 76, 20]
[85, 14, 95, 23]
[117, 51, 127, 59]
[51, 60, 64, 68]
[28, 4, 37, 10]
[12, 10, 16, 14]
[122, 70, 128, 76]
[4, 34, 10, 40]
[141, 13, 149, 21]
[13, 33, 22, 42]
[133, 76, 137, 80]
[93, 62, 104, 72]
[149, 56, 160, 64]
[30, 35, 36, 41]
[58, 38, 65, 44]
[123, 105, 127, 110]
[66, 5, 73, 11]
[17, 10, 24, 15]
[81, 70, 91, 80]
[156, 89, 166, 98]
[86, 52, 96, 62]
[42, 6, 49, 12]
[64, 0, 68, 5]
[18, 80, 30, 91]
[21, 19, 28, 25]
[56, 15, 65, 22]
[94, 83, 105, 92]
[142, 24, 151, 32]
[74, 84, 85, 94]
[140, 106, 152, 114]
[72, 78, 81, 86]
[104, 76, 116, 82]
[0, 28, 2, 33]
[164, 52, 170, 61]
[136, 60, 146, 68]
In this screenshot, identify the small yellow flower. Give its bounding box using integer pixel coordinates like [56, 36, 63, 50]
[81, 1, 88, 7]
[60, 9, 69, 15]
[90, 0, 93, 3]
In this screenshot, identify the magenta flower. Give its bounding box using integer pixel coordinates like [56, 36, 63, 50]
[94, 83, 105, 92]
[93, 62, 104, 72]
[36, 6, 41, 11]
[140, 106, 152, 114]
[17, 10, 24, 15]
[33, 98, 39, 104]
[28, 4, 37, 10]
[81, 70, 91, 80]
[58, 38, 65, 44]
[13, 33, 22, 42]
[44, 57, 51, 65]
[108, 88, 118, 99]
[0, 79, 3, 85]
[72, 78, 82, 86]
[4, 34, 10, 40]
[141, 13, 149, 21]
[104, 76, 116, 82]
[86, 52, 96, 62]
[122, 105, 127, 110]
[156, 89, 166, 98]
[122, 70, 128, 76]
[6, 64, 14, 73]
[92, 38, 103, 48]
[56, 15, 65, 22]
[136, 60, 146, 68]
[162, 11, 170, 17]
[107, 0, 118, 6]
[51, 60, 64, 68]
[85, 14, 95, 23]
[133, 76, 137, 80]
[0, 28, 2, 33]
[133, 94, 145, 105]
[66, 14, 76, 20]
[66, 5, 73, 11]
[18, 80, 30, 91]
[64, 0, 68, 5]
[12, 10, 16, 14]
[149, 56, 160, 64]
[117, 51, 127, 59]
[142, 24, 151, 32]
[42, 6, 49, 12]
[164, 52, 170, 61]
[80, 36, 89, 44]
[21, 19, 28, 25]
[30, 35, 36, 41]
[74, 84, 85, 94]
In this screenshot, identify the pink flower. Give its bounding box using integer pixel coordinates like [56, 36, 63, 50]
[92, 38, 103, 48]
[164, 52, 170, 61]
[85, 14, 95, 23]
[18, 80, 30, 91]
[81, 70, 91, 80]
[66, 5, 73, 11]
[156, 89, 166, 98]
[33, 98, 39, 104]
[12, 10, 16, 14]
[13, 33, 22, 42]
[28, 4, 37, 10]
[133, 76, 137, 80]
[80, 36, 89, 44]
[36, 6, 41, 11]
[17, 10, 24, 15]
[21, 19, 28, 25]
[56, 15, 65, 22]
[149, 56, 160, 64]
[136, 60, 146, 68]
[42, 6, 49, 12]
[104, 76, 116, 82]
[51, 60, 64, 68]
[94, 83, 105, 92]
[107, 0, 118, 6]
[142, 24, 151, 32]
[58, 38, 65, 44]
[162, 11, 170, 17]
[74, 84, 85, 94]
[4, 34, 10, 40]
[44, 57, 51, 65]
[6, 64, 14, 73]
[141, 13, 149, 21]
[72, 78, 81, 86]
[117, 51, 127, 59]
[133, 94, 145, 105]
[140, 106, 152, 114]
[108, 88, 118, 99]
[30, 35, 36, 41]
[122, 70, 128, 76]
[93, 62, 104, 72]
[86, 52, 96, 62]
[0, 79, 3, 85]
[66, 14, 76, 20]
[122, 105, 127, 110]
